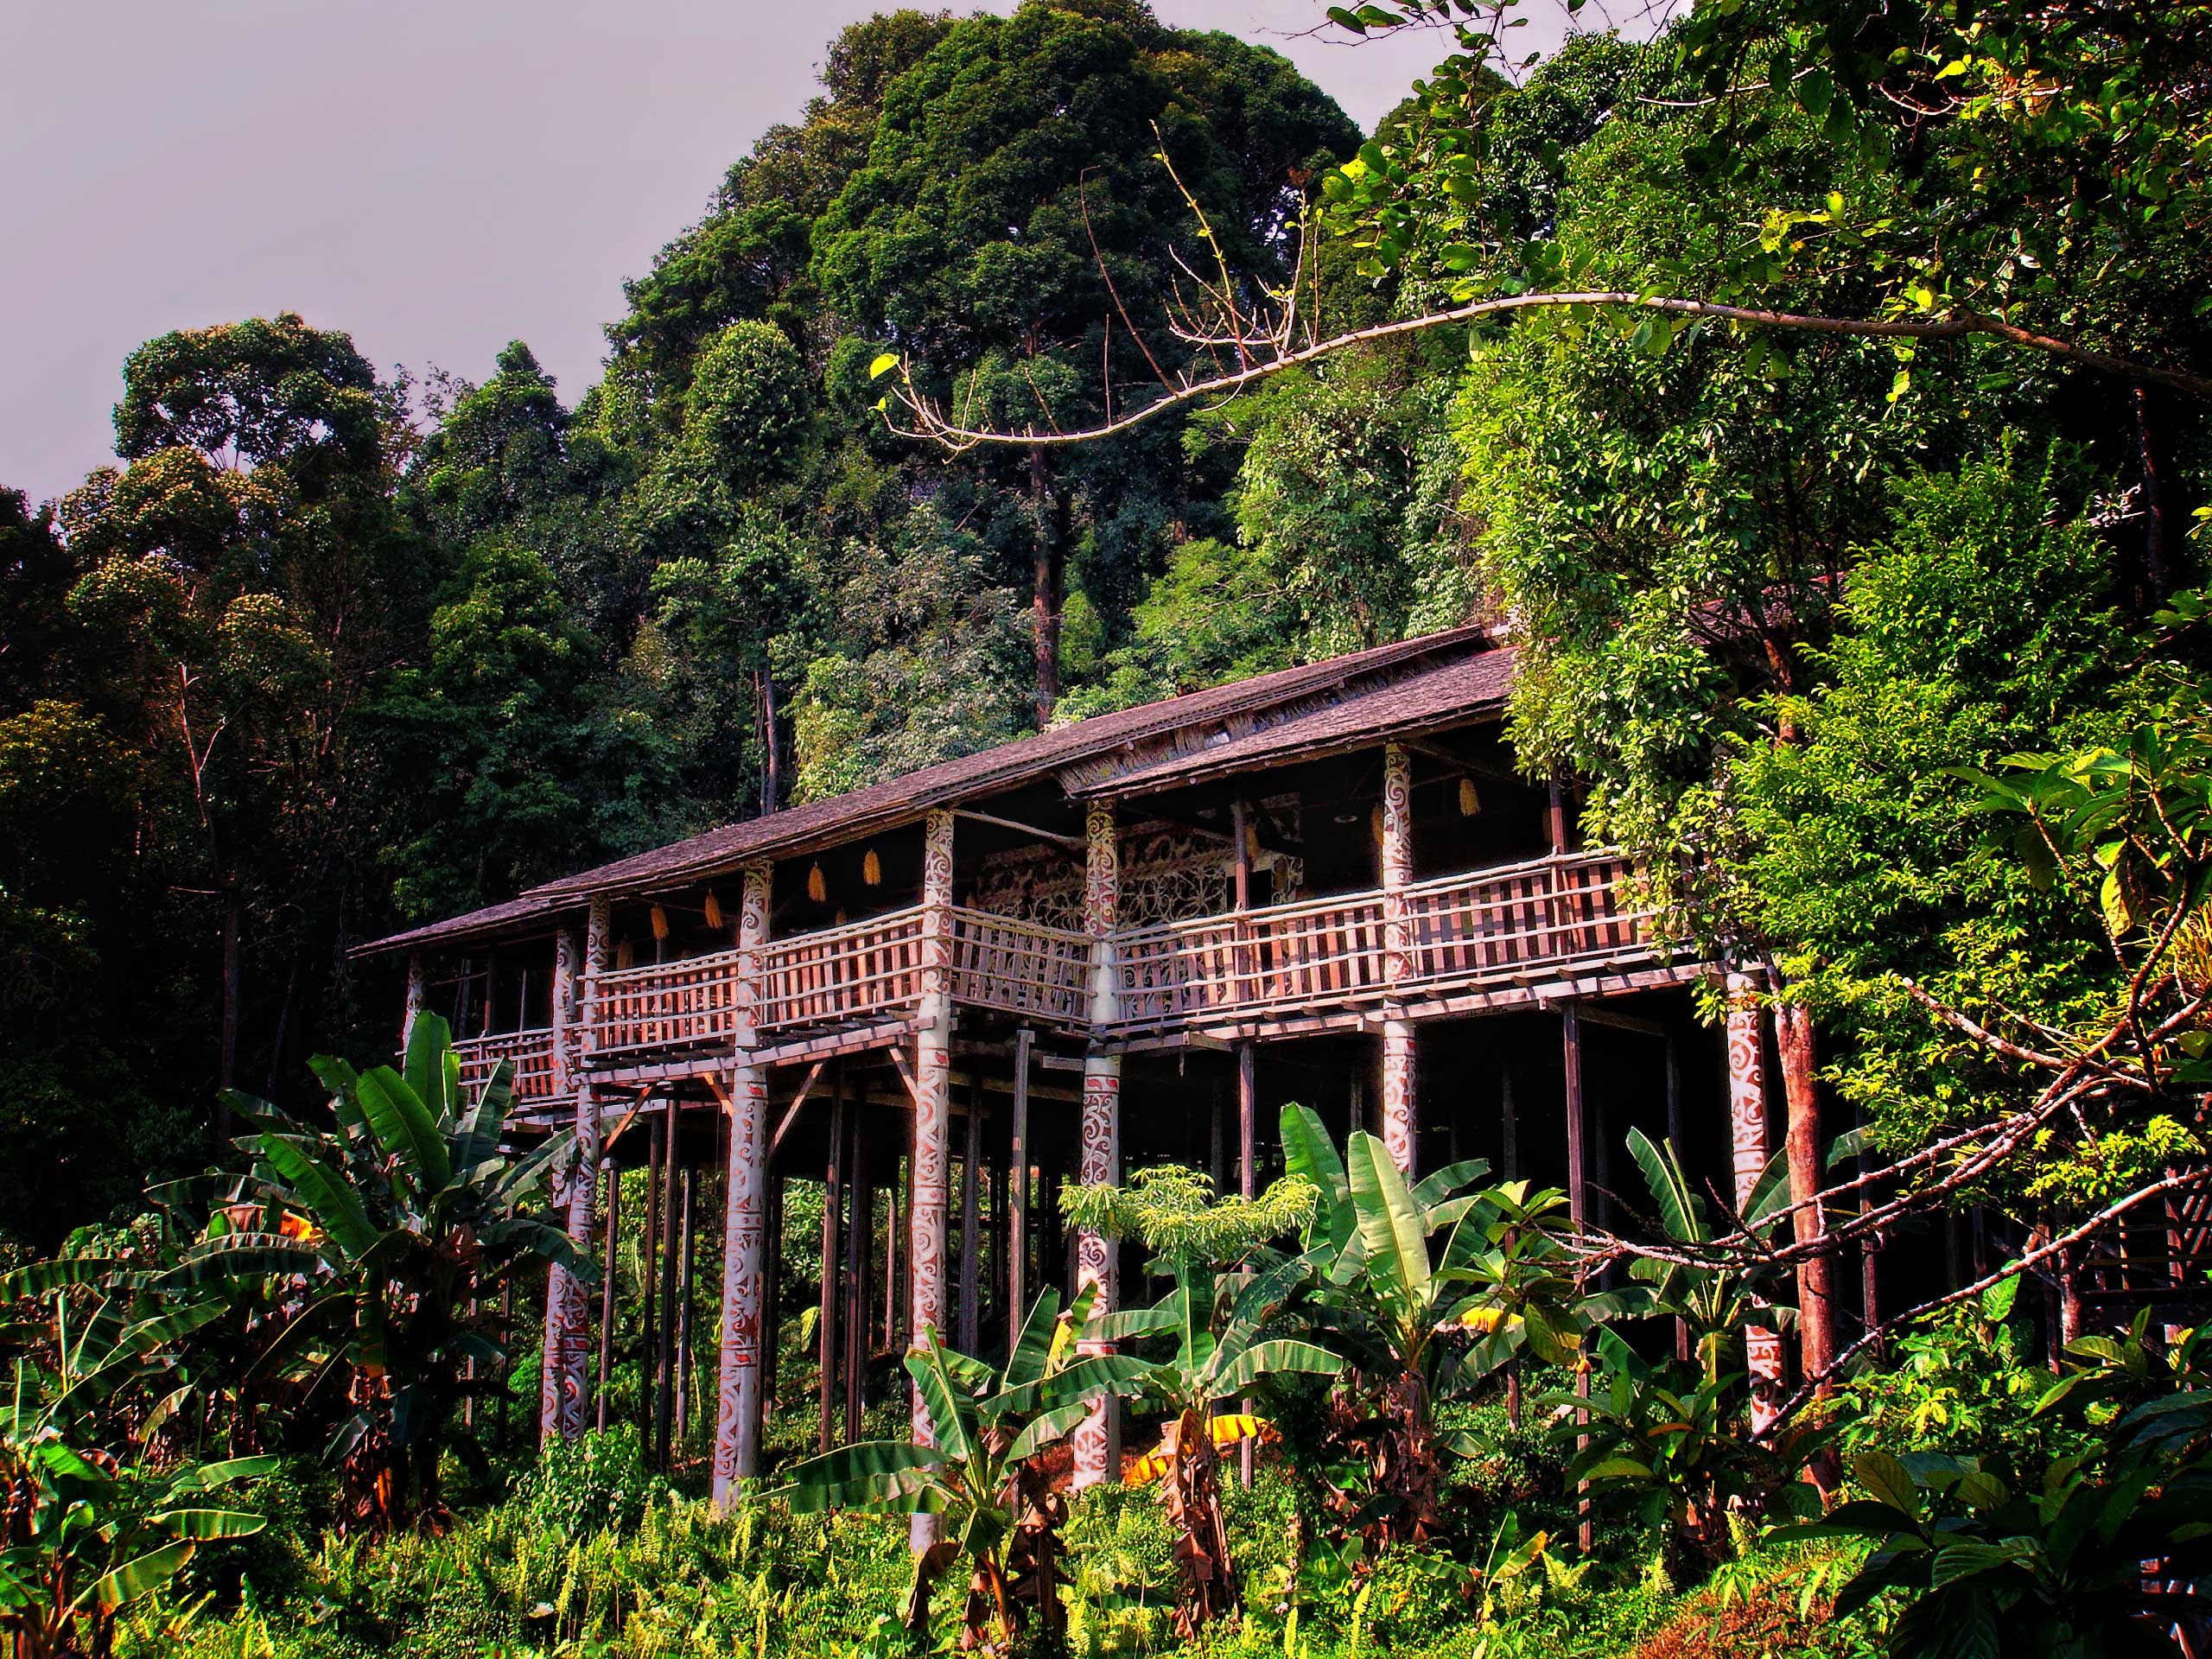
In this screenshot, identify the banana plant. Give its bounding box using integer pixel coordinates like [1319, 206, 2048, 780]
[1280, 1103, 1499, 1541]
[0, 1366, 271, 1659]
[1100, 1250, 1342, 1636]
[1621, 1128, 1797, 1386]
[777, 1285, 1144, 1652]
[158, 1014, 583, 1532]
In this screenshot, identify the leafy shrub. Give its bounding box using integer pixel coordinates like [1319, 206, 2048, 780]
[518, 1421, 663, 1536]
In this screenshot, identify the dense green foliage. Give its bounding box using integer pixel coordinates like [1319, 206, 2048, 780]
[3, 0, 2210, 1651]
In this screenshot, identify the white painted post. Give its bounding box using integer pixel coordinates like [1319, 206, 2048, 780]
[910, 810, 957, 1548]
[1074, 802, 1122, 1490]
[541, 900, 607, 1446]
[713, 866, 772, 1506]
[1380, 742, 1417, 1174]
[1726, 966, 1786, 1430]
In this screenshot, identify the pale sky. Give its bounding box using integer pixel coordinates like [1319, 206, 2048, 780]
[0, 1, 1505, 509]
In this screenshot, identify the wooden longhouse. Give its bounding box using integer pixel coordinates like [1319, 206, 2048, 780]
[354, 625, 1778, 1501]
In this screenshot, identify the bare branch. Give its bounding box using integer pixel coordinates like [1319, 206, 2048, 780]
[877, 291, 2212, 451]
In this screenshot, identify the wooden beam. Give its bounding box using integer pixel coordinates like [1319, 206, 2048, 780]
[955, 807, 1085, 852]
[1575, 1005, 1669, 1039]
[768, 1059, 828, 1158]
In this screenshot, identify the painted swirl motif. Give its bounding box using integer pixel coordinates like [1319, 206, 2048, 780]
[1072, 1065, 1122, 1488]
[712, 1069, 767, 1503]
[921, 810, 956, 996]
[711, 865, 774, 1507]
[1723, 967, 1785, 1426]
[1381, 1020, 1416, 1175]
[907, 1029, 953, 1456]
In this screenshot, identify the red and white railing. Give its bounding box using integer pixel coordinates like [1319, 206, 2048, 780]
[539, 850, 1658, 1062]
[454, 1026, 559, 1101]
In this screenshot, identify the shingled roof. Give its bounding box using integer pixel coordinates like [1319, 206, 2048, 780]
[353, 625, 1514, 957]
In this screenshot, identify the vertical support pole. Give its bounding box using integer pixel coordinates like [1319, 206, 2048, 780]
[1857, 1100, 1881, 1357]
[402, 952, 426, 1055]
[540, 899, 606, 1446]
[1562, 1000, 1592, 1553]
[910, 809, 957, 1548]
[1009, 1029, 1033, 1353]
[843, 1107, 869, 1442]
[819, 1067, 845, 1452]
[676, 1167, 696, 1447]
[596, 1163, 620, 1431]
[761, 1173, 781, 1408]
[656, 1099, 681, 1467]
[1562, 1004, 1587, 1226]
[1380, 742, 1417, 1174]
[1500, 1064, 1519, 1180]
[1074, 802, 1122, 1491]
[959, 1096, 982, 1354]
[1237, 1043, 1257, 1198]
[1726, 967, 1785, 1430]
[711, 864, 772, 1507]
[642, 1109, 663, 1440]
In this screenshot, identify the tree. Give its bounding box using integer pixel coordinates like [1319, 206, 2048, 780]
[166, 1015, 583, 1532]
[813, 0, 1358, 718]
[1061, 1165, 1338, 1635]
[1279, 1104, 1495, 1543]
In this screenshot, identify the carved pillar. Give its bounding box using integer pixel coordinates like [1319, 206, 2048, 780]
[541, 898, 607, 1446]
[909, 810, 957, 1549]
[1379, 742, 1417, 1173]
[1074, 802, 1122, 1490]
[1726, 966, 1786, 1430]
[709, 867, 772, 1502]
[401, 953, 426, 1054]
[550, 925, 578, 1095]
[711, 865, 772, 1506]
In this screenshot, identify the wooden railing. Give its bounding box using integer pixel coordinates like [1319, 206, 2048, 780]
[455, 1027, 559, 1102]
[759, 906, 926, 1033]
[556, 850, 1657, 1061]
[597, 948, 745, 1056]
[1399, 851, 1654, 990]
[949, 906, 1091, 1029]
[1111, 851, 1654, 1033]
[1116, 890, 1389, 1030]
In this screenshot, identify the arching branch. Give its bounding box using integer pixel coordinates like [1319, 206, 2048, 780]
[877, 289, 2212, 451]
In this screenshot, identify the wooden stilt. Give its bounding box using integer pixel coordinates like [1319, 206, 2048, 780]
[959, 1100, 982, 1353]
[676, 1167, 695, 1452]
[1563, 1001, 1592, 1554]
[656, 1101, 680, 1468]
[1009, 1030, 1033, 1352]
[885, 1163, 901, 1348]
[819, 1068, 845, 1452]
[761, 1173, 781, 1409]
[596, 1163, 620, 1431]
[1501, 1065, 1518, 1180]
[843, 1112, 868, 1442]
[1236, 1041, 1256, 1198]
[642, 1108, 664, 1443]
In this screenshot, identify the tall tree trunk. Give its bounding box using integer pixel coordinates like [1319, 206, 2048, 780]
[1774, 996, 1837, 1389]
[1028, 444, 1063, 725]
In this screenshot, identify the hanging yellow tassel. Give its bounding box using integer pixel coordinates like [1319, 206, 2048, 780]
[1370, 804, 1386, 844]
[807, 863, 827, 904]
[650, 904, 671, 942]
[834, 908, 849, 926]
[703, 890, 724, 931]
[614, 939, 636, 969]
[1459, 777, 1482, 817]
[862, 848, 882, 887]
